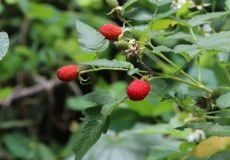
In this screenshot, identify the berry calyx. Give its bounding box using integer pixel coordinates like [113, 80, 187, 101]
[99, 24, 122, 41]
[57, 65, 79, 82]
[127, 79, 150, 101]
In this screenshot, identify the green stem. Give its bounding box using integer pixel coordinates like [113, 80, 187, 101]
[197, 57, 202, 83]
[206, 109, 230, 114]
[189, 27, 197, 41]
[202, 115, 230, 119]
[156, 53, 200, 85]
[80, 67, 147, 74]
[150, 5, 159, 29]
[126, 22, 146, 41]
[172, 52, 200, 76]
[212, 0, 216, 12]
[153, 75, 212, 93]
[223, 66, 230, 83]
[177, 102, 198, 116]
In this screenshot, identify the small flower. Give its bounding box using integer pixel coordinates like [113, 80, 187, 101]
[198, 24, 212, 37]
[123, 39, 144, 57]
[171, 0, 187, 9]
[187, 129, 206, 142]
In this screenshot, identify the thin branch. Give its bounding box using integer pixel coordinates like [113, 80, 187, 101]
[0, 78, 62, 107]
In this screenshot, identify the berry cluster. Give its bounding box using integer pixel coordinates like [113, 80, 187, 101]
[57, 22, 151, 101]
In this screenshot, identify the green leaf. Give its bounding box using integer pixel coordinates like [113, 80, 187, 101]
[207, 150, 230, 160]
[172, 83, 189, 101]
[122, 0, 138, 11]
[127, 68, 139, 76]
[166, 32, 195, 43]
[149, 79, 168, 96]
[217, 52, 229, 64]
[216, 92, 230, 109]
[187, 12, 228, 27]
[197, 32, 230, 52]
[83, 126, 161, 160]
[153, 46, 173, 53]
[0, 120, 34, 129]
[226, 0, 230, 10]
[0, 32, 9, 61]
[73, 107, 110, 160]
[75, 52, 97, 62]
[101, 102, 120, 117]
[3, 132, 30, 158]
[28, 2, 57, 20]
[153, 9, 177, 21]
[124, 8, 152, 21]
[130, 123, 189, 138]
[174, 44, 200, 60]
[148, 0, 172, 6]
[176, 122, 230, 136]
[148, 30, 174, 38]
[81, 90, 122, 105]
[37, 144, 55, 160]
[79, 59, 134, 69]
[66, 97, 96, 111]
[0, 87, 12, 100]
[75, 20, 109, 53]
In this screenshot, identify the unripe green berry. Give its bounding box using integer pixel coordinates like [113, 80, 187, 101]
[211, 89, 221, 100]
[106, 0, 119, 9]
[115, 40, 130, 50]
[196, 96, 208, 108]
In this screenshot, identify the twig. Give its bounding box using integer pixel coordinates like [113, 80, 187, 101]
[0, 78, 62, 107]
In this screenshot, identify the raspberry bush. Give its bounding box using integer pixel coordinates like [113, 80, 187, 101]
[70, 1, 230, 159]
[2, 0, 230, 160]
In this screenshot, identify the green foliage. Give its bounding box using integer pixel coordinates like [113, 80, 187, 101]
[207, 150, 230, 160]
[75, 20, 109, 53]
[73, 107, 110, 160]
[216, 92, 230, 109]
[79, 59, 134, 70]
[187, 12, 228, 27]
[176, 122, 230, 137]
[148, 0, 172, 6]
[0, 32, 9, 61]
[3, 0, 230, 160]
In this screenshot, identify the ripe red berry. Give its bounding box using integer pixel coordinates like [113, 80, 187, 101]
[57, 65, 79, 82]
[127, 79, 150, 101]
[99, 24, 122, 41]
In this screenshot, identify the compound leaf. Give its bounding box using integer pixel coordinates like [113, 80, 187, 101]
[79, 59, 134, 69]
[187, 12, 228, 27]
[76, 20, 109, 53]
[81, 90, 121, 105]
[73, 107, 110, 160]
[176, 122, 230, 137]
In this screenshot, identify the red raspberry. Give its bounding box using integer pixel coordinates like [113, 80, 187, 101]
[99, 24, 122, 41]
[127, 79, 150, 101]
[57, 65, 79, 82]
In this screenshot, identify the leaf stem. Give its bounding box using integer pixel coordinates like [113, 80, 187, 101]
[223, 66, 230, 84]
[202, 115, 230, 119]
[153, 75, 212, 93]
[197, 57, 202, 83]
[156, 53, 200, 85]
[206, 109, 230, 114]
[189, 27, 197, 42]
[80, 67, 147, 74]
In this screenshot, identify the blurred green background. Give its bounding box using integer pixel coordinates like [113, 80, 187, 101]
[1, 0, 229, 160]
